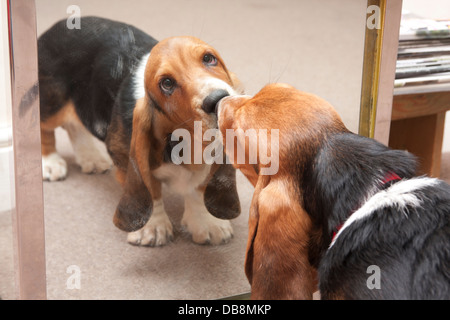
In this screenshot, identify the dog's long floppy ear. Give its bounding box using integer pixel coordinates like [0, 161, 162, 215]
[244, 176, 264, 288]
[113, 98, 154, 232]
[246, 178, 317, 299]
[203, 160, 241, 220]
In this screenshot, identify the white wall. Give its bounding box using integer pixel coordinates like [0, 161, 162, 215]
[403, 0, 450, 20]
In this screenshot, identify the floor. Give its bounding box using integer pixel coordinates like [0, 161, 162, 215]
[0, 0, 449, 300]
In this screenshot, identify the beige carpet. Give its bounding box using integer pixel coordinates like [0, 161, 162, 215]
[1, 0, 449, 300]
[44, 129, 255, 299]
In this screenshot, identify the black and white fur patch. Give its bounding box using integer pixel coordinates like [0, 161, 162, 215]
[301, 132, 450, 299]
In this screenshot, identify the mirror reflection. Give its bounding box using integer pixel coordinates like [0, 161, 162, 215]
[3, 0, 368, 299]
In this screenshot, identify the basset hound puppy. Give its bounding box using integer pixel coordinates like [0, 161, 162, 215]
[217, 83, 450, 299]
[36, 17, 242, 246]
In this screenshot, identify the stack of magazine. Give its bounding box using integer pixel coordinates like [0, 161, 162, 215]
[395, 11, 450, 89]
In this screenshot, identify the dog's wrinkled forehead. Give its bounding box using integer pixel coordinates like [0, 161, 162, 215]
[146, 37, 229, 87]
[145, 36, 218, 76]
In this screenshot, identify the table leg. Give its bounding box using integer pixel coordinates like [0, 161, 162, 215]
[389, 112, 446, 177]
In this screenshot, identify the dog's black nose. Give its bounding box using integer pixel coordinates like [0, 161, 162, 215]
[202, 89, 230, 114]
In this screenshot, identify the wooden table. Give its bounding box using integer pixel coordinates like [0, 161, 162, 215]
[389, 83, 450, 177]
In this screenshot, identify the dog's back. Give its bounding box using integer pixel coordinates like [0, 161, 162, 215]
[38, 16, 157, 140]
[316, 133, 450, 300]
[321, 179, 450, 299]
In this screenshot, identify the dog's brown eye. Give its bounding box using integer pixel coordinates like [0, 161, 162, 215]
[203, 53, 218, 66]
[160, 78, 176, 94]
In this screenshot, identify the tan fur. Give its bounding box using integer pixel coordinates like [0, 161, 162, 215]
[40, 101, 77, 156]
[217, 83, 346, 299]
[113, 37, 242, 235]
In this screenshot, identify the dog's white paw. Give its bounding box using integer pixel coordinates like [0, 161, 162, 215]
[182, 211, 233, 245]
[42, 152, 68, 181]
[75, 148, 112, 174]
[127, 204, 174, 247]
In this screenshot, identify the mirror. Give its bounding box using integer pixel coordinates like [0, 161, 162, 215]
[2, 0, 369, 299]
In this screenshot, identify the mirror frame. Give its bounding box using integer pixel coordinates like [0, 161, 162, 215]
[7, 0, 46, 300]
[359, 0, 403, 144]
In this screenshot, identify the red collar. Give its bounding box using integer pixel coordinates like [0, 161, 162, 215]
[381, 171, 401, 185]
[331, 171, 402, 243]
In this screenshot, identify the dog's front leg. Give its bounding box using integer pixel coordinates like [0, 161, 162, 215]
[127, 177, 173, 247]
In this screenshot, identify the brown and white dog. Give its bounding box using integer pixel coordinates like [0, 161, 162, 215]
[35, 17, 242, 246]
[217, 83, 450, 299]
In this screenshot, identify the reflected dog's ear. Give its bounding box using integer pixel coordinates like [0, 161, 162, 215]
[113, 98, 153, 232]
[203, 160, 241, 220]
